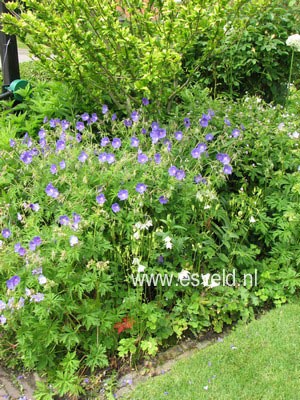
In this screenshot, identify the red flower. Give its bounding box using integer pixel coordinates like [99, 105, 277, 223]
[114, 316, 134, 334]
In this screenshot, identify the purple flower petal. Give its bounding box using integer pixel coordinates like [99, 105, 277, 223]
[29, 203, 40, 211]
[136, 183, 147, 194]
[30, 293, 44, 302]
[101, 137, 110, 147]
[112, 138, 122, 149]
[168, 165, 177, 177]
[131, 111, 139, 122]
[81, 112, 90, 121]
[29, 236, 42, 251]
[205, 133, 214, 141]
[59, 160, 66, 169]
[118, 189, 128, 201]
[217, 153, 231, 165]
[223, 165, 233, 175]
[112, 203, 121, 213]
[184, 118, 190, 128]
[98, 152, 107, 162]
[175, 169, 185, 180]
[159, 196, 168, 204]
[56, 140, 66, 151]
[123, 119, 132, 128]
[6, 275, 20, 290]
[78, 151, 88, 163]
[2, 228, 11, 239]
[106, 153, 115, 164]
[174, 131, 183, 141]
[231, 128, 240, 138]
[20, 151, 33, 164]
[137, 153, 148, 164]
[102, 104, 108, 114]
[59, 215, 70, 225]
[76, 121, 85, 132]
[50, 164, 57, 174]
[90, 113, 98, 123]
[96, 194, 106, 204]
[45, 183, 59, 198]
[154, 153, 161, 164]
[130, 137, 139, 147]
[199, 114, 209, 127]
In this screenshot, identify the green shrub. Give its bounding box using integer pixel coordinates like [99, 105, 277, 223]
[1, 0, 211, 111]
[183, 0, 300, 104]
[3, 0, 293, 112]
[1, 96, 300, 397]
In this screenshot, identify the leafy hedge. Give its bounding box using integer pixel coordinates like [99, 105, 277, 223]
[183, 0, 300, 104]
[2, 0, 299, 111]
[1, 96, 300, 397]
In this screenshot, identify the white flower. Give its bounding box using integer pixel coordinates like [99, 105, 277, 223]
[134, 220, 152, 231]
[178, 270, 190, 280]
[133, 231, 140, 240]
[249, 216, 256, 223]
[165, 241, 172, 249]
[286, 34, 300, 52]
[145, 219, 153, 229]
[0, 300, 6, 311]
[292, 131, 300, 139]
[135, 222, 142, 230]
[70, 235, 79, 246]
[278, 122, 285, 131]
[38, 275, 47, 285]
[137, 264, 146, 273]
[201, 274, 220, 288]
[132, 257, 140, 265]
[209, 279, 220, 288]
[164, 236, 173, 249]
[201, 273, 211, 287]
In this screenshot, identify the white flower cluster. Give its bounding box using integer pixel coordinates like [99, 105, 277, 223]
[132, 257, 146, 273]
[164, 236, 173, 249]
[287, 131, 300, 139]
[133, 220, 153, 240]
[286, 34, 300, 52]
[201, 273, 220, 288]
[178, 269, 190, 280]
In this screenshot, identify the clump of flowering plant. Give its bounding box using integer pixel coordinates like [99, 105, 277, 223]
[1, 96, 300, 397]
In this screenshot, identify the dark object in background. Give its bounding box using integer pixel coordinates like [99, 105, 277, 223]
[0, 0, 20, 99]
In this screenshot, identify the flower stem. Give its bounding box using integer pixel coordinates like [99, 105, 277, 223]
[286, 48, 295, 108]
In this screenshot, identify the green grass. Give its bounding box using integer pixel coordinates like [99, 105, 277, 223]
[127, 303, 300, 400]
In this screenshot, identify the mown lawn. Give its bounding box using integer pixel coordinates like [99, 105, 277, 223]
[126, 302, 300, 400]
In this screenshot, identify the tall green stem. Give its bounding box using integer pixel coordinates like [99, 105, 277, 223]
[286, 48, 295, 108]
